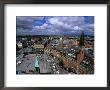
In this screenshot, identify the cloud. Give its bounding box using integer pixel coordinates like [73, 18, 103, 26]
[16, 16, 94, 35]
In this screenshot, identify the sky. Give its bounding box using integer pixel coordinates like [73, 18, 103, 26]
[16, 16, 94, 36]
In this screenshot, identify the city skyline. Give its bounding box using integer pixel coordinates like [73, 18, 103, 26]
[16, 16, 94, 36]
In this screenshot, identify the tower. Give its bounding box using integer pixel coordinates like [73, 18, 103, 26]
[76, 31, 85, 74]
[79, 31, 84, 46]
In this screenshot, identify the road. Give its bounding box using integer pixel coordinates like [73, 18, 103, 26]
[39, 53, 52, 74]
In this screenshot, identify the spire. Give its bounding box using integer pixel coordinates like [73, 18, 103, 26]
[79, 31, 84, 46]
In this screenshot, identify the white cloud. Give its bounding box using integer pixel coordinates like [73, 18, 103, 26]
[73, 26, 82, 30]
[16, 16, 94, 35]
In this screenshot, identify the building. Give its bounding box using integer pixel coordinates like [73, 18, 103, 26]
[79, 31, 84, 46]
[33, 44, 44, 54]
[17, 42, 22, 48]
[33, 44, 44, 49]
[35, 56, 40, 73]
[76, 32, 85, 73]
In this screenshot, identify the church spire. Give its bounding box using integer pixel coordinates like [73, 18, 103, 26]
[79, 31, 84, 46]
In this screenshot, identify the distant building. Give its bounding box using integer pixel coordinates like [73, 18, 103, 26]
[33, 44, 44, 54]
[17, 42, 22, 48]
[33, 44, 44, 49]
[63, 40, 69, 45]
[71, 39, 78, 46]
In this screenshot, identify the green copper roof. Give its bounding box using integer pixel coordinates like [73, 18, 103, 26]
[35, 56, 40, 67]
